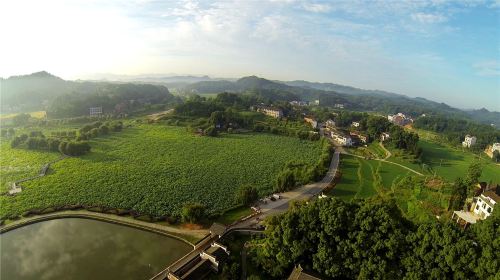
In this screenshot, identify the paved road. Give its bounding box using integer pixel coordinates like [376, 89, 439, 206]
[233, 150, 340, 228]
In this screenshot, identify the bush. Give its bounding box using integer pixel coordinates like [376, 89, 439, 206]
[204, 126, 218, 137]
[59, 141, 91, 156]
[181, 203, 206, 223]
[237, 185, 259, 206]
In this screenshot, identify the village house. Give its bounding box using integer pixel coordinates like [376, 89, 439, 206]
[472, 191, 499, 219]
[325, 119, 335, 129]
[304, 117, 318, 129]
[381, 132, 390, 141]
[462, 135, 477, 148]
[331, 131, 353, 146]
[452, 186, 499, 228]
[255, 105, 283, 118]
[289, 100, 308, 106]
[350, 131, 367, 144]
[334, 103, 344, 109]
[351, 121, 360, 127]
[388, 113, 412, 126]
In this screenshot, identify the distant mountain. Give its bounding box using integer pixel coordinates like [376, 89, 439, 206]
[1, 71, 175, 116]
[283, 80, 404, 98]
[465, 108, 500, 127]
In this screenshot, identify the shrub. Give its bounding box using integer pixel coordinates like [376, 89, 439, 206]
[181, 203, 206, 223]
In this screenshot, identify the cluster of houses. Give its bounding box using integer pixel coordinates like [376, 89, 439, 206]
[253, 105, 283, 118]
[388, 113, 413, 126]
[289, 100, 309, 106]
[452, 183, 499, 228]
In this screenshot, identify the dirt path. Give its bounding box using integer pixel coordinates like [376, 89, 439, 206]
[379, 142, 392, 160]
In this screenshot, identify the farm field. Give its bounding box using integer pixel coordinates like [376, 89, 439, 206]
[0, 141, 60, 193]
[387, 139, 499, 182]
[0, 124, 324, 219]
[329, 155, 411, 201]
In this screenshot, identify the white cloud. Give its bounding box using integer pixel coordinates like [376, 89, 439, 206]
[473, 60, 500, 76]
[411, 12, 448, 23]
[303, 3, 332, 13]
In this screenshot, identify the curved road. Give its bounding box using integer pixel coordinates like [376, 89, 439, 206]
[233, 150, 340, 228]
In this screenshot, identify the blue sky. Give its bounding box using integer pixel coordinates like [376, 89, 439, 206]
[1, 0, 499, 110]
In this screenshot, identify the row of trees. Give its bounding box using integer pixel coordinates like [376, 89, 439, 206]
[250, 197, 499, 279]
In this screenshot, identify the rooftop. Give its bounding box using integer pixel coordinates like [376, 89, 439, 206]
[453, 211, 480, 224]
[482, 191, 500, 204]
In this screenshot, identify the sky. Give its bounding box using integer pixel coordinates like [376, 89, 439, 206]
[1, 0, 499, 111]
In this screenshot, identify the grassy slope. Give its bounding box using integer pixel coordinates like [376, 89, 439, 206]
[1, 124, 323, 218]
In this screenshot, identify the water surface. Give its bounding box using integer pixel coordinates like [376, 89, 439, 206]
[0, 218, 191, 280]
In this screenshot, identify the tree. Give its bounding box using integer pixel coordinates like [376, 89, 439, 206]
[471, 208, 500, 280]
[237, 185, 258, 206]
[449, 177, 468, 210]
[181, 203, 206, 223]
[274, 169, 296, 192]
[403, 223, 479, 279]
[466, 162, 482, 185]
[204, 126, 218, 137]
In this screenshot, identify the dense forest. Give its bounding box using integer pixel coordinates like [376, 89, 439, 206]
[250, 197, 499, 279]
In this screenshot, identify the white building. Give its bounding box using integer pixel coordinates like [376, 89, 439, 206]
[89, 107, 102, 117]
[473, 192, 499, 219]
[351, 121, 360, 127]
[462, 135, 477, 148]
[331, 131, 353, 146]
[256, 106, 283, 118]
[325, 119, 335, 129]
[381, 132, 390, 141]
[493, 143, 500, 153]
[334, 103, 344, 109]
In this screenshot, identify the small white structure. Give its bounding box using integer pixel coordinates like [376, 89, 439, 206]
[334, 103, 344, 109]
[473, 191, 498, 219]
[313, 99, 320, 105]
[89, 107, 102, 117]
[381, 132, 390, 141]
[351, 121, 360, 127]
[462, 135, 477, 148]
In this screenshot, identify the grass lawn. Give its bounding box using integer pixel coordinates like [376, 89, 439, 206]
[215, 205, 253, 225]
[1, 124, 323, 219]
[418, 140, 499, 182]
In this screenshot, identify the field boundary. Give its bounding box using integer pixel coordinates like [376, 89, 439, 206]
[0, 210, 207, 245]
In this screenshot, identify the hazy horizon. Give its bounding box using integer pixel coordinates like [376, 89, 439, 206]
[1, 0, 499, 111]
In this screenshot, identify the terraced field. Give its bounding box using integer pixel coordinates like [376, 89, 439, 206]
[329, 155, 411, 201]
[0, 124, 324, 219]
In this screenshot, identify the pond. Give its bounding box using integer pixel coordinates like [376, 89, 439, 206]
[0, 218, 192, 280]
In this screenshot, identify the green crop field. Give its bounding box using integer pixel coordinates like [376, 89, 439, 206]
[0, 141, 60, 192]
[329, 155, 411, 201]
[0, 124, 324, 219]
